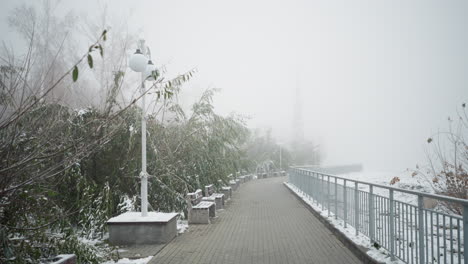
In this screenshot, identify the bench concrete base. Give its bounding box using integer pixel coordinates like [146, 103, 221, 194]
[189, 203, 216, 224]
[221, 187, 232, 200]
[229, 180, 237, 191]
[212, 193, 225, 209]
[235, 179, 241, 189]
[189, 208, 211, 224]
[107, 212, 178, 246]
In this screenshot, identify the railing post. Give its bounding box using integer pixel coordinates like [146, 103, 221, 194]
[297, 170, 300, 191]
[321, 174, 325, 210]
[301, 170, 307, 195]
[369, 185, 375, 243]
[418, 195, 425, 264]
[327, 175, 331, 217]
[463, 204, 468, 264]
[389, 189, 395, 261]
[301, 171, 304, 193]
[311, 172, 314, 202]
[344, 179, 347, 228]
[290, 169, 293, 185]
[308, 171, 312, 199]
[314, 173, 318, 205]
[304, 171, 307, 196]
[301, 171, 304, 194]
[334, 177, 338, 219]
[355, 182, 359, 235]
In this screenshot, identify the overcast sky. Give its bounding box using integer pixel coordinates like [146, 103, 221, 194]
[2, 0, 467, 172]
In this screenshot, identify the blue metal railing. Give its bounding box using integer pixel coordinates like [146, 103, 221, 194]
[289, 167, 467, 264]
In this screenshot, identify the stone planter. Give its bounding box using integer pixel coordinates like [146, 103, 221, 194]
[107, 212, 178, 246]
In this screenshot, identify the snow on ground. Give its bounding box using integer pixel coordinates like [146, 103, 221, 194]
[337, 170, 435, 206]
[177, 219, 188, 234]
[101, 256, 153, 264]
[285, 182, 404, 264]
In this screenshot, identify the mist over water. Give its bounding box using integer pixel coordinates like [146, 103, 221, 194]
[2, 0, 467, 172]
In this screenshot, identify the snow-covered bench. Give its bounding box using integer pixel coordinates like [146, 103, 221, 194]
[187, 189, 215, 224]
[239, 174, 253, 183]
[221, 186, 232, 200]
[238, 175, 246, 183]
[203, 184, 225, 209]
[229, 179, 238, 191]
[235, 179, 241, 188]
[217, 180, 232, 200]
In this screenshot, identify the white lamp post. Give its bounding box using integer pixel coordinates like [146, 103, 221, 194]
[107, 40, 177, 247]
[129, 39, 157, 217]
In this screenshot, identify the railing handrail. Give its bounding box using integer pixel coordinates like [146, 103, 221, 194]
[291, 167, 468, 206]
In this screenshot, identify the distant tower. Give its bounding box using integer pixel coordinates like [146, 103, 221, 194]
[292, 79, 304, 146]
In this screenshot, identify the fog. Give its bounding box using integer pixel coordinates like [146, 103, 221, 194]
[2, 0, 467, 172]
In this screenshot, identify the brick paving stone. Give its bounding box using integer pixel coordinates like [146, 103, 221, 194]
[115, 244, 166, 259]
[149, 176, 362, 264]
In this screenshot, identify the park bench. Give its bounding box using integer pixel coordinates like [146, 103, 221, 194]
[239, 174, 253, 183]
[235, 179, 241, 189]
[221, 186, 232, 199]
[217, 180, 232, 200]
[246, 174, 253, 181]
[203, 184, 225, 209]
[229, 179, 237, 191]
[187, 189, 216, 224]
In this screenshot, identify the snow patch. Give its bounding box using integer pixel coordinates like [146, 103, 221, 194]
[107, 212, 178, 223]
[77, 108, 90, 116]
[337, 170, 435, 206]
[177, 219, 188, 234]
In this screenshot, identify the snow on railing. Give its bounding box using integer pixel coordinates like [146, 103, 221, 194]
[289, 167, 467, 264]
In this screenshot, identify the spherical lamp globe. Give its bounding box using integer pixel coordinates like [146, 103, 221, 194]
[129, 49, 147, 72]
[145, 60, 158, 81]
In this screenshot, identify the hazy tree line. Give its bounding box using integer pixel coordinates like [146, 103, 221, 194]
[0, 2, 297, 263]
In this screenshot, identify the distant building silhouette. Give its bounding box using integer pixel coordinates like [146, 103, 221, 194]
[291, 79, 320, 165]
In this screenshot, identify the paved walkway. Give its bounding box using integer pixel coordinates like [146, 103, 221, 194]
[150, 176, 362, 264]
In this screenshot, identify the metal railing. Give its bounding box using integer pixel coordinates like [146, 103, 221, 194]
[289, 167, 468, 264]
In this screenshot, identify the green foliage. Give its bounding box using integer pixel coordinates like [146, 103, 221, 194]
[72, 66, 78, 82]
[0, 19, 282, 262]
[87, 54, 93, 69]
[0, 87, 259, 262]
